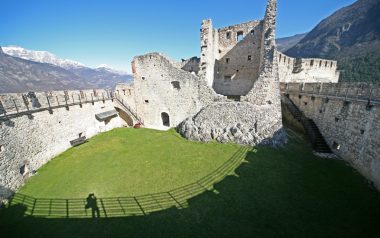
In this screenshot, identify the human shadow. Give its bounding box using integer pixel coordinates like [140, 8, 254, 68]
[85, 193, 100, 218]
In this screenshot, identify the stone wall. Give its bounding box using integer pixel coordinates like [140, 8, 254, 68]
[0, 90, 121, 203]
[129, 53, 217, 130]
[277, 51, 340, 83]
[178, 102, 285, 146]
[180, 57, 200, 74]
[287, 83, 380, 190]
[213, 20, 263, 96]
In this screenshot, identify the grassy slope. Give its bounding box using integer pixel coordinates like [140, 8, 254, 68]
[18, 128, 241, 198]
[1, 128, 380, 238]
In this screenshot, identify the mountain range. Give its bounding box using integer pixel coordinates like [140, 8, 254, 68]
[285, 0, 380, 82]
[0, 46, 133, 93]
[276, 33, 307, 52]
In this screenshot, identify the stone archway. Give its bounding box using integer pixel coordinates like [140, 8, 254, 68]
[115, 107, 134, 127]
[161, 112, 170, 127]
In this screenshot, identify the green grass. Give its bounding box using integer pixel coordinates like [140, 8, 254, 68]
[1, 128, 379, 238]
[19, 128, 241, 198]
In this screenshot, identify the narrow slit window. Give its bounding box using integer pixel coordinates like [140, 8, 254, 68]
[226, 58, 230, 64]
[248, 55, 252, 61]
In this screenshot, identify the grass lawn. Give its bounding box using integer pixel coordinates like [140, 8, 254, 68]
[1, 127, 379, 238]
[18, 128, 242, 198]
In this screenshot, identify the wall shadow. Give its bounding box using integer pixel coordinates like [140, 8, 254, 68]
[1, 129, 380, 238]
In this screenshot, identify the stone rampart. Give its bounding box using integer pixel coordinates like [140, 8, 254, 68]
[0, 89, 121, 203]
[285, 82, 380, 190]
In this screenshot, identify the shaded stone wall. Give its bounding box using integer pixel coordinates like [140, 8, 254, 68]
[213, 20, 263, 96]
[0, 90, 121, 203]
[287, 83, 380, 190]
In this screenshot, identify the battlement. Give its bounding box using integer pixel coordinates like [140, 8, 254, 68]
[0, 89, 113, 119]
[277, 52, 340, 83]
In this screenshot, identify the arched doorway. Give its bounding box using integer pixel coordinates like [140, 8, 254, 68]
[115, 107, 134, 127]
[161, 112, 170, 127]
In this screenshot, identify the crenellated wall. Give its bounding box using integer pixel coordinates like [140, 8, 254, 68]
[0, 90, 122, 203]
[277, 52, 340, 83]
[285, 82, 380, 190]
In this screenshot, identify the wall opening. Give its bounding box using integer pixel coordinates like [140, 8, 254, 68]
[226, 58, 230, 64]
[144, 100, 149, 104]
[224, 75, 232, 82]
[161, 112, 170, 127]
[250, 30, 255, 35]
[332, 142, 341, 150]
[248, 55, 252, 61]
[171, 81, 181, 90]
[237, 31, 244, 42]
[115, 107, 134, 127]
[226, 31, 231, 39]
[20, 164, 29, 176]
[142, 76, 146, 80]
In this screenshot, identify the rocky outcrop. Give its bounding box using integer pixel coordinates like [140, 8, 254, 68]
[177, 102, 286, 147]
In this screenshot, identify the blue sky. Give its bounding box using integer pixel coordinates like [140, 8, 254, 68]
[0, 0, 356, 72]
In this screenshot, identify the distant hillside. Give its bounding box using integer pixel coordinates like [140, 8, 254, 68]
[286, 0, 380, 82]
[0, 47, 94, 93]
[276, 33, 307, 52]
[1, 46, 133, 93]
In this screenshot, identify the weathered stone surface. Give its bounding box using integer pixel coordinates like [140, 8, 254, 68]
[0, 97, 121, 203]
[288, 86, 380, 190]
[177, 102, 286, 147]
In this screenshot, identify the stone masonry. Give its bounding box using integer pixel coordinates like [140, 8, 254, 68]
[0, 90, 123, 203]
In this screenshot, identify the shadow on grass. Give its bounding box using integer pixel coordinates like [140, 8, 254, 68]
[4, 147, 249, 219]
[1, 130, 380, 238]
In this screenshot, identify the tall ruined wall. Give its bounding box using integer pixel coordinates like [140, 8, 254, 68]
[200, 20, 219, 88]
[287, 83, 380, 190]
[131, 53, 216, 129]
[0, 90, 121, 202]
[178, 0, 285, 146]
[277, 51, 340, 83]
[213, 21, 263, 96]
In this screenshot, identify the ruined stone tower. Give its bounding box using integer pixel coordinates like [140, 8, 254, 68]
[117, 0, 286, 146]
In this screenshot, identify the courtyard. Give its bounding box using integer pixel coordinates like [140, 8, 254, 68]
[0, 128, 379, 237]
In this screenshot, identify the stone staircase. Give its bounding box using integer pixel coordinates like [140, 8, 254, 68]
[282, 95, 332, 154]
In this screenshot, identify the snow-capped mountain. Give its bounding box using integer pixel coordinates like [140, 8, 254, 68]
[0, 46, 133, 93]
[96, 64, 129, 75]
[3, 46, 84, 70]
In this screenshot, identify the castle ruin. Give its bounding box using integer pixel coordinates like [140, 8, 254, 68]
[116, 0, 339, 146]
[1, 0, 378, 205]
